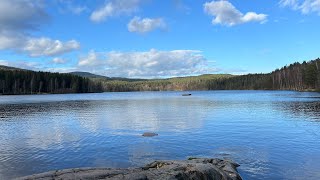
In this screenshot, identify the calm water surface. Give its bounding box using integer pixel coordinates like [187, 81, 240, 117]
[0, 91, 319, 179]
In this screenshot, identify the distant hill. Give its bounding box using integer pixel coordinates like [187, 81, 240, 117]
[0, 67, 103, 95]
[1, 57, 319, 94]
[69, 71, 147, 82]
[0, 65, 26, 71]
[97, 58, 320, 92]
[69, 72, 108, 79]
[100, 74, 234, 92]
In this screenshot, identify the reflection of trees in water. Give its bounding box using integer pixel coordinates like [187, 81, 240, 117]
[276, 100, 320, 121]
[0, 97, 217, 179]
[0, 98, 214, 153]
[0, 98, 213, 132]
[0, 101, 102, 119]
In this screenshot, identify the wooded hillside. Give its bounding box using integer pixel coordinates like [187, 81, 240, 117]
[99, 58, 320, 92]
[0, 58, 319, 95]
[101, 74, 233, 92]
[0, 68, 103, 95]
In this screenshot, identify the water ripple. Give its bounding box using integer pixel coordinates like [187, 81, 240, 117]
[0, 91, 319, 179]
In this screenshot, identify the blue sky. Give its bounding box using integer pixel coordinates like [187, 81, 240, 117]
[0, 0, 319, 78]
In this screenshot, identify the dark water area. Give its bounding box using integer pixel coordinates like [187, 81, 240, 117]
[0, 91, 319, 179]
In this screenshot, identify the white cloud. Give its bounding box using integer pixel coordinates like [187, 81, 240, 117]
[301, 0, 320, 14]
[0, 0, 80, 57]
[0, 32, 80, 57]
[279, 0, 320, 14]
[0, 31, 25, 50]
[242, 12, 268, 23]
[0, 0, 48, 31]
[0, 60, 9, 66]
[23, 38, 80, 57]
[204, 0, 267, 26]
[128, 17, 166, 33]
[55, 0, 88, 15]
[77, 49, 216, 78]
[78, 50, 104, 67]
[52, 57, 67, 64]
[70, 6, 88, 14]
[279, 0, 300, 9]
[90, 0, 142, 22]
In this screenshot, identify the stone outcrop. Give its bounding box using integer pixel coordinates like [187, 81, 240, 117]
[17, 158, 242, 180]
[142, 132, 158, 137]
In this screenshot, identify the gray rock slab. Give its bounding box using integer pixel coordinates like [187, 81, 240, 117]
[17, 158, 242, 180]
[142, 132, 158, 137]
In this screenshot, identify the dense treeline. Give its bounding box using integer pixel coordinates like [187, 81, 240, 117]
[101, 74, 233, 92]
[209, 74, 273, 90]
[100, 58, 320, 92]
[219, 58, 319, 91]
[0, 69, 103, 95]
[1, 58, 319, 95]
[270, 59, 320, 90]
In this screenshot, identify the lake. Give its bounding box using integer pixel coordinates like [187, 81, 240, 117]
[0, 91, 319, 179]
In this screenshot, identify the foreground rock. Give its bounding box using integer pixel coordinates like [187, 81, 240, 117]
[17, 158, 242, 180]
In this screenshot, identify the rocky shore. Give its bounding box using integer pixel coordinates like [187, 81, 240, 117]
[17, 158, 242, 180]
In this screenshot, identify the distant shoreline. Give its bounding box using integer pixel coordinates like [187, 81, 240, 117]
[0, 89, 319, 96]
[1, 58, 319, 95]
[0, 92, 105, 96]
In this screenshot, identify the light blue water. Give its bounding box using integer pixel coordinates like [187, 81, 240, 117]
[0, 91, 319, 179]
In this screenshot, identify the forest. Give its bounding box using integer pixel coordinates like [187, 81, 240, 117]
[0, 58, 319, 95]
[0, 67, 103, 95]
[219, 58, 320, 91]
[99, 58, 320, 92]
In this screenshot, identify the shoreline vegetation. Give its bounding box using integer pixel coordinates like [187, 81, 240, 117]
[0, 66, 103, 95]
[0, 58, 319, 95]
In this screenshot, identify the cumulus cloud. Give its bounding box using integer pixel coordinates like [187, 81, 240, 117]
[0, 31, 25, 50]
[0, 32, 80, 57]
[23, 38, 80, 57]
[0, 0, 48, 31]
[90, 0, 142, 22]
[52, 57, 67, 64]
[280, 0, 320, 14]
[204, 0, 267, 26]
[128, 17, 166, 33]
[0, 60, 9, 66]
[77, 49, 216, 78]
[300, 0, 320, 14]
[69, 6, 88, 14]
[55, 0, 88, 15]
[0, 0, 80, 57]
[279, 0, 300, 9]
[78, 50, 104, 67]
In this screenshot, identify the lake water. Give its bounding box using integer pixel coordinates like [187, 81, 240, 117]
[0, 91, 319, 179]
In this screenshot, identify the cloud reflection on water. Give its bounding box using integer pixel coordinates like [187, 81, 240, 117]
[0, 91, 320, 179]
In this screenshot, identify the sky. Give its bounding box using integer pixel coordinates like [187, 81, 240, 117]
[0, 0, 319, 78]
